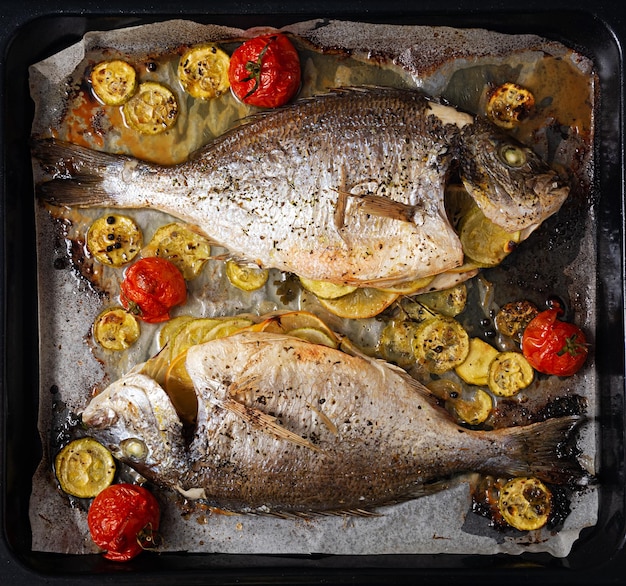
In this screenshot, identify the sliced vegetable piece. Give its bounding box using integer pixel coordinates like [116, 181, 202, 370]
[229, 33, 301, 108]
[226, 260, 269, 291]
[451, 388, 493, 426]
[122, 81, 179, 135]
[93, 307, 141, 351]
[288, 327, 338, 348]
[55, 438, 115, 498]
[378, 319, 422, 369]
[414, 283, 468, 317]
[498, 476, 551, 531]
[317, 287, 398, 319]
[157, 315, 194, 349]
[412, 316, 470, 374]
[87, 214, 143, 267]
[455, 337, 500, 386]
[486, 82, 535, 129]
[488, 351, 534, 397]
[459, 204, 521, 267]
[299, 277, 357, 299]
[163, 350, 198, 425]
[379, 276, 434, 295]
[178, 43, 230, 100]
[88, 483, 160, 561]
[495, 300, 539, 339]
[142, 223, 211, 280]
[120, 257, 187, 323]
[90, 60, 137, 106]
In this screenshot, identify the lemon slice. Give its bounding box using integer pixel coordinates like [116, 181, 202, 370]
[93, 307, 141, 351]
[226, 260, 269, 291]
[86, 214, 143, 267]
[157, 315, 194, 349]
[455, 337, 500, 386]
[317, 287, 398, 319]
[164, 350, 198, 425]
[169, 316, 254, 358]
[122, 81, 179, 135]
[143, 223, 211, 280]
[488, 351, 534, 397]
[498, 477, 551, 531]
[459, 204, 521, 267]
[178, 43, 230, 100]
[299, 277, 357, 299]
[90, 60, 137, 106]
[486, 82, 535, 129]
[288, 327, 338, 348]
[55, 438, 116, 498]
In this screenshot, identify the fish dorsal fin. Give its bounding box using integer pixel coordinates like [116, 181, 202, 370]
[221, 376, 322, 452]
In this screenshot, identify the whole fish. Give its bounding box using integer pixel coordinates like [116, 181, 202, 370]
[33, 87, 568, 288]
[81, 331, 584, 515]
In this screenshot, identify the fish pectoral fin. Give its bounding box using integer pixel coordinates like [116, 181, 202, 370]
[356, 194, 419, 223]
[221, 396, 322, 452]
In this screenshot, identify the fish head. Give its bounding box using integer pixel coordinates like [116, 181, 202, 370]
[458, 118, 570, 234]
[80, 372, 186, 481]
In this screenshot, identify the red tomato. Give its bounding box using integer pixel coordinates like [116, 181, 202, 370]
[120, 257, 187, 323]
[228, 33, 301, 108]
[521, 307, 588, 377]
[87, 483, 160, 562]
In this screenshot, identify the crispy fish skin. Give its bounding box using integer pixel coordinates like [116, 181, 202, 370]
[32, 87, 568, 288]
[81, 331, 584, 515]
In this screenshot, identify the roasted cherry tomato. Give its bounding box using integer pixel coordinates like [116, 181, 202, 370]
[521, 306, 588, 377]
[228, 33, 301, 108]
[120, 257, 187, 323]
[88, 483, 160, 562]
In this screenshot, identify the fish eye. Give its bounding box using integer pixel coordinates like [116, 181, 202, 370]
[499, 144, 527, 168]
[120, 437, 148, 461]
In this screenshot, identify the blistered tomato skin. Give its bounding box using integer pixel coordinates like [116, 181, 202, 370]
[521, 308, 588, 377]
[87, 483, 160, 562]
[120, 257, 187, 323]
[228, 33, 301, 108]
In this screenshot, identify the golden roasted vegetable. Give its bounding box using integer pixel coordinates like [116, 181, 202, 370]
[486, 82, 535, 129]
[455, 337, 500, 386]
[90, 59, 137, 106]
[178, 43, 230, 99]
[498, 476, 551, 531]
[93, 307, 141, 351]
[226, 260, 269, 291]
[87, 214, 142, 267]
[122, 81, 179, 135]
[55, 438, 116, 498]
[415, 283, 467, 317]
[299, 277, 357, 299]
[378, 319, 422, 369]
[495, 300, 539, 339]
[316, 287, 398, 319]
[412, 316, 469, 374]
[488, 351, 534, 397]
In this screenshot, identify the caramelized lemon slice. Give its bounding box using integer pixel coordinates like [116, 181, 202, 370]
[299, 277, 357, 299]
[93, 307, 141, 351]
[226, 260, 269, 291]
[498, 477, 551, 531]
[90, 59, 137, 106]
[143, 223, 211, 280]
[55, 438, 115, 498]
[316, 287, 398, 319]
[486, 82, 535, 129]
[87, 214, 142, 267]
[488, 351, 534, 397]
[178, 44, 230, 100]
[123, 81, 179, 135]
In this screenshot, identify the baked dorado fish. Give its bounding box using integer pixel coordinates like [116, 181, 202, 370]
[33, 87, 568, 288]
[81, 331, 584, 515]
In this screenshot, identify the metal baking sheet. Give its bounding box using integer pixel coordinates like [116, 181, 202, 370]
[2, 2, 625, 583]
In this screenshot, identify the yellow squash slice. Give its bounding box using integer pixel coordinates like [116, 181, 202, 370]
[86, 214, 142, 267]
[412, 316, 470, 374]
[226, 260, 269, 291]
[488, 351, 534, 397]
[55, 438, 115, 498]
[93, 307, 141, 351]
[316, 287, 398, 319]
[455, 337, 500, 386]
[90, 59, 137, 106]
[498, 477, 551, 531]
[122, 81, 179, 135]
[299, 277, 357, 299]
[178, 44, 230, 100]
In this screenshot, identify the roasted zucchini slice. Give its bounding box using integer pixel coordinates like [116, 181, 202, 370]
[55, 438, 116, 498]
[455, 337, 500, 386]
[87, 214, 143, 267]
[498, 476, 551, 531]
[495, 300, 539, 340]
[122, 81, 179, 135]
[414, 283, 468, 317]
[93, 307, 141, 351]
[316, 287, 398, 319]
[452, 388, 493, 426]
[226, 260, 269, 291]
[488, 351, 534, 397]
[299, 277, 357, 299]
[178, 43, 230, 100]
[412, 316, 470, 374]
[378, 319, 422, 369]
[90, 59, 137, 106]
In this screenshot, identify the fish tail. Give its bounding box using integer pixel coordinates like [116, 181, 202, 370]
[492, 415, 589, 485]
[32, 138, 134, 207]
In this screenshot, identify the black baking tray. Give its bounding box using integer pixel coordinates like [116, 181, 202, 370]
[1, 1, 624, 584]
